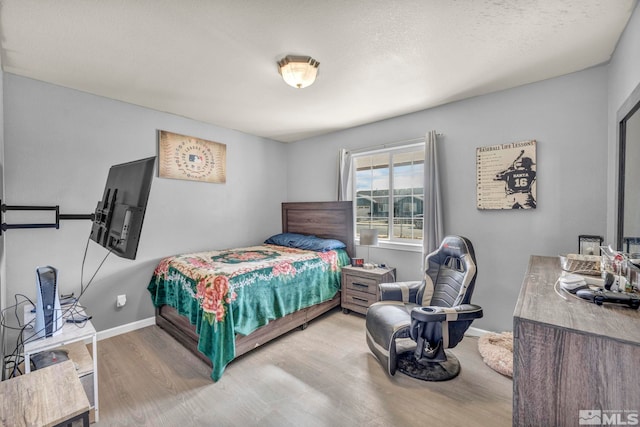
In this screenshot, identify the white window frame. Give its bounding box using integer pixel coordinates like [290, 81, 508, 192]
[351, 141, 425, 251]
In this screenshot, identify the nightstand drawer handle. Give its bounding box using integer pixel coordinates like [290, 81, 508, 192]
[352, 296, 368, 303]
[352, 282, 369, 288]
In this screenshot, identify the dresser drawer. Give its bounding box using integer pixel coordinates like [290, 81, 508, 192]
[344, 274, 379, 295]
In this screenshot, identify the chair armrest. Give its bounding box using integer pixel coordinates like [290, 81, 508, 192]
[410, 304, 483, 323]
[379, 281, 423, 302]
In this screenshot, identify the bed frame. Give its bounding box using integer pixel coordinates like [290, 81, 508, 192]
[155, 201, 354, 369]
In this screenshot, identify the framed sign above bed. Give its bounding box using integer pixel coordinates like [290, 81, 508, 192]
[158, 130, 227, 183]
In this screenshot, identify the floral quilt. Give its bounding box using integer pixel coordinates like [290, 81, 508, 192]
[147, 244, 349, 381]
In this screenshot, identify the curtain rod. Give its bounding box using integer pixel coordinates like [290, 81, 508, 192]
[346, 133, 443, 155]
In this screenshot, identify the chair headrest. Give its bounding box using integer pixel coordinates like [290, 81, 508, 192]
[424, 235, 478, 307]
[437, 235, 475, 260]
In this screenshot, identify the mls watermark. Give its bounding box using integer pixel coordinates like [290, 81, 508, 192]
[579, 410, 639, 425]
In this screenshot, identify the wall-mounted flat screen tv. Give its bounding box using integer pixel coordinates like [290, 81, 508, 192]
[89, 156, 155, 260]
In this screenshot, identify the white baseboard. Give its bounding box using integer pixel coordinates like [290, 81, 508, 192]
[465, 326, 491, 337]
[97, 316, 156, 341]
[95, 317, 494, 341]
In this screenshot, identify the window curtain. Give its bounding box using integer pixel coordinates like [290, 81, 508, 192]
[423, 130, 443, 257]
[337, 148, 352, 201]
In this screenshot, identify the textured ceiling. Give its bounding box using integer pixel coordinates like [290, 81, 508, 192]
[0, 0, 636, 142]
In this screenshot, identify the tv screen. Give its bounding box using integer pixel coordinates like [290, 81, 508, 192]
[89, 156, 155, 260]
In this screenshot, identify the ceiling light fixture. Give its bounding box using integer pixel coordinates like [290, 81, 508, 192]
[277, 55, 320, 89]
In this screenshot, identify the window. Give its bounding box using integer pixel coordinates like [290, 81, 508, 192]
[353, 143, 425, 244]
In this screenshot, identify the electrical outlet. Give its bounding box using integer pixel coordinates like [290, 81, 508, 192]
[116, 294, 127, 308]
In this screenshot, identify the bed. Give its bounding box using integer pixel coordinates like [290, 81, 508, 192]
[148, 201, 354, 381]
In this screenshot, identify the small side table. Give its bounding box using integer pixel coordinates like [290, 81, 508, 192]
[341, 265, 396, 315]
[0, 360, 90, 427]
[23, 305, 99, 422]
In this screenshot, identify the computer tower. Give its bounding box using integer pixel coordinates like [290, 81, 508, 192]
[34, 266, 63, 339]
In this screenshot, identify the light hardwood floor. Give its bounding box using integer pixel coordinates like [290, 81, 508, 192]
[95, 308, 512, 426]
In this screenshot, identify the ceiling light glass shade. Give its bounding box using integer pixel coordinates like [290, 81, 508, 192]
[277, 55, 320, 88]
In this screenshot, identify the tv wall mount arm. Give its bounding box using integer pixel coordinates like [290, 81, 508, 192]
[0, 200, 94, 235]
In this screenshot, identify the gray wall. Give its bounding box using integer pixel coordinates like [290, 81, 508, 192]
[287, 66, 609, 332]
[2, 74, 288, 332]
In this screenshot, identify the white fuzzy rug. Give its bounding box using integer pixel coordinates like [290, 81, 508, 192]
[477, 331, 513, 378]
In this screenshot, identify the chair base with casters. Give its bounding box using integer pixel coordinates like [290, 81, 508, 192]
[365, 235, 482, 381]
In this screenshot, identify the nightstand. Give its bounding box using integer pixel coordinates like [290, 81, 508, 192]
[341, 265, 396, 315]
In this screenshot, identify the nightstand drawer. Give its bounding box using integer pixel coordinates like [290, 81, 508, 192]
[341, 266, 396, 315]
[343, 288, 378, 309]
[344, 274, 379, 295]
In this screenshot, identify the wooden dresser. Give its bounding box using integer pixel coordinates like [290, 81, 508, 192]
[513, 256, 640, 426]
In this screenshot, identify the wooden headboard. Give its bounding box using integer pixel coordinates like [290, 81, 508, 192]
[282, 201, 354, 258]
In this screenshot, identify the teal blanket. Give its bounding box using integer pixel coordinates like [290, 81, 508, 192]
[147, 244, 349, 381]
